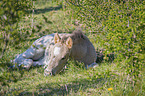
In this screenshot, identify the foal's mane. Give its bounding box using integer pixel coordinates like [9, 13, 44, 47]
[71, 28, 85, 40]
[61, 28, 86, 44]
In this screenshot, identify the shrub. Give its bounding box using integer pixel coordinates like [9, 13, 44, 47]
[0, 0, 33, 58]
[101, 1, 145, 80]
[64, 0, 145, 84]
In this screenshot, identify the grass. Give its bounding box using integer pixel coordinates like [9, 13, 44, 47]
[1, 61, 144, 95]
[0, 0, 145, 96]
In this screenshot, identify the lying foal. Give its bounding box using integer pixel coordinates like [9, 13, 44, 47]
[12, 29, 97, 75]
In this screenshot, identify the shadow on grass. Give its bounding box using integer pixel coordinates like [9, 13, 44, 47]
[96, 50, 115, 64]
[31, 5, 62, 14]
[19, 77, 105, 96]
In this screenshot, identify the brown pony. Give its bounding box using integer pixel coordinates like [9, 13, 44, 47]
[44, 29, 97, 76]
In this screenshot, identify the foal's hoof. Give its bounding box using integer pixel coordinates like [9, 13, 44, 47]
[86, 62, 98, 69]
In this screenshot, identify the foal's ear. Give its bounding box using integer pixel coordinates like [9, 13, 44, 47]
[66, 37, 73, 49]
[54, 33, 61, 44]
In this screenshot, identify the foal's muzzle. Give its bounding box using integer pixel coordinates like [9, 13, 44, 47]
[44, 69, 52, 76]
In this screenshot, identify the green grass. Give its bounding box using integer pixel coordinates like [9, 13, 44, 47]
[0, 0, 145, 96]
[1, 61, 144, 95]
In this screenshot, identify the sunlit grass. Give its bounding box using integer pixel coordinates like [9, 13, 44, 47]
[1, 60, 144, 95]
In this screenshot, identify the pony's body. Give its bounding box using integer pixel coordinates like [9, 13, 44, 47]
[12, 29, 97, 75]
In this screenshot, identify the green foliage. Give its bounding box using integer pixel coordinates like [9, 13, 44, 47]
[0, 0, 32, 57]
[101, 1, 145, 80]
[64, 0, 113, 32]
[0, 0, 31, 24]
[65, 0, 145, 84]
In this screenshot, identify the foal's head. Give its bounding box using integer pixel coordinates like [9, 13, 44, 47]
[44, 33, 73, 76]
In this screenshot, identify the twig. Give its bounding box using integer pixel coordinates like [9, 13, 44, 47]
[65, 84, 68, 92]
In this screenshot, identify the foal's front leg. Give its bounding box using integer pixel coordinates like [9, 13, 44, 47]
[86, 62, 98, 69]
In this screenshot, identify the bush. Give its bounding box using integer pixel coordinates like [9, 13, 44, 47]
[0, 0, 33, 58]
[64, 0, 145, 83]
[101, 1, 145, 79]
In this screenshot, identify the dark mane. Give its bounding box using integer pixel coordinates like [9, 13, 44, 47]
[61, 28, 85, 44]
[71, 28, 85, 40]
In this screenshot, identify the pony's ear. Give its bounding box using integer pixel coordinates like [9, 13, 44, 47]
[66, 37, 73, 49]
[54, 33, 61, 44]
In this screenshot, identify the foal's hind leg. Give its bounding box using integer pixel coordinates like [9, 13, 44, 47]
[32, 57, 46, 66]
[22, 47, 35, 59]
[12, 56, 33, 70]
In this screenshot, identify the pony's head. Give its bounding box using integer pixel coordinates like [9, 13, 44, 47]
[44, 33, 73, 76]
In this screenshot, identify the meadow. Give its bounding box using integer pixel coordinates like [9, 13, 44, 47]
[0, 0, 144, 95]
